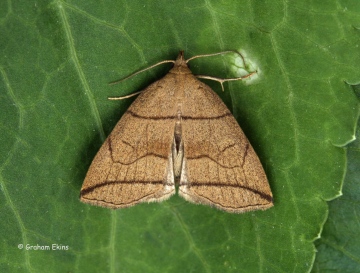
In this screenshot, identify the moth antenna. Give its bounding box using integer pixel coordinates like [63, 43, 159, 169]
[186, 50, 243, 63]
[186, 51, 256, 91]
[108, 59, 175, 100]
[108, 91, 143, 100]
[195, 70, 258, 91]
[109, 60, 175, 86]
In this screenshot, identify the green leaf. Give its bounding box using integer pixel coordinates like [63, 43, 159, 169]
[312, 84, 360, 273]
[1, 1, 359, 272]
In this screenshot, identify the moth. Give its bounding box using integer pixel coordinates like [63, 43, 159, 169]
[80, 51, 273, 213]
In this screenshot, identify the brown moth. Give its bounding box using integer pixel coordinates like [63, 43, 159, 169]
[80, 51, 273, 213]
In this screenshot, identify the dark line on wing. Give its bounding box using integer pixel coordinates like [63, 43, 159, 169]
[108, 137, 114, 161]
[81, 191, 158, 205]
[241, 143, 249, 167]
[220, 143, 236, 153]
[180, 182, 272, 202]
[127, 110, 232, 120]
[121, 139, 135, 150]
[187, 154, 240, 169]
[192, 193, 271, 210]
[110, 151, 168, 165]
[81, 180, 172, 195]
